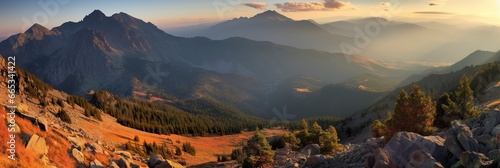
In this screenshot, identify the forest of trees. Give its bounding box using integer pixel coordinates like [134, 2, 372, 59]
[89, 90, 271, 136]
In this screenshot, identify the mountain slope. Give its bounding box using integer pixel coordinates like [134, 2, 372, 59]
[197, 10, 350, 53]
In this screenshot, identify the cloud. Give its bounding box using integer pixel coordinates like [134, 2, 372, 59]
[414, 11, 454, 15]
[275, 0, 355, 12]
[429, 3, 439, 6]
[243, 2, 267, 10]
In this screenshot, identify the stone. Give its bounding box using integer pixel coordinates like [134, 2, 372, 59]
[68, 136, 85, 151]
[115, 157, 131, 168]
[116, 151, 133, 160]
[460, 151, 493, 168]
[71, 148, 85, 164]
[148, 154, 166, 168]
[155, 160, 185, 168]
[406, 150, 444, 168]
[299, 144, 320, 157]
[372, 148, 397, 168]
[385, 132, 452, 167]
[36, 117, 50, 132]
[445, 121, 487, 160]
[305, 154, 325, 167]
[90, 159, 105, 168]
[24, 134, 49, 156]
[85, 142, 104, 154]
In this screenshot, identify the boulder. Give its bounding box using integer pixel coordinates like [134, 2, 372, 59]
[90, 159, 105, 168]
[24, 134, 49, 156]
[155, 160, 186, 168]
[116, 151, 133, 160]
[85, 142, 104, 154]
[148, 154, 165, 168]
[406, 150, 444, 168]
[384, 132, 452, 167]
[460, 151, 494, 168]
[71, 148, 85, 164]
[364, 153, 375, 168]
[373, 148, 397, 168]
[68, 136, 85, 151]
[305, 154, 325, 167]
[299, 144, 320, 157]
[36, 117, 50, 132]
[115, 157, 131, 168]
[445, 121, 487, 159]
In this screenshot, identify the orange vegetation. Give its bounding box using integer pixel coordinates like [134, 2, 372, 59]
[0, 107, 75, 167]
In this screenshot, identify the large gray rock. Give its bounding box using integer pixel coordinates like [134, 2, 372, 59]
[305, 154, 325, 167]
[24, 134, 49, 156]
[487, 149, 500, 162]
[445, 121, 487, 159]
[406, 150, 444, 168]
[71, 148, 85, 164]
[130, 162, 141, 168]
[384, 132, 452, 167]
[299, 144, 320, 157]
[148, 154, 165, 168]
[460, 151, 493, 168]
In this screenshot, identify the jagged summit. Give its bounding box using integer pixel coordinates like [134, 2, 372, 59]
[83, 9, 107, 22]
[23, 23, 56, 40]
[252, 10, 292, 21]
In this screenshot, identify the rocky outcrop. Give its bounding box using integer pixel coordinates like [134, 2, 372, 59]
[362, 111, 500, 168]
[90, 159, 105, 168]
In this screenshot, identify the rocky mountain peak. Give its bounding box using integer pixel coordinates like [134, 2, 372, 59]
[24, 23, 54, 40]
[252, 10, 292, 21]
[83, 9, 107, 22]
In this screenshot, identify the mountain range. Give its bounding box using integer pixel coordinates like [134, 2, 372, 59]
[0, 10, 415, 118]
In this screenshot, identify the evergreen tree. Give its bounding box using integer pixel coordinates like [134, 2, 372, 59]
[134, 135, 140, 142]
[57, 109, 72, 124]
[243, 128, 274, 167]
[371, 120, 387, 138]
[434, 92, 452, 128]
[282, 133, 301, 150]
[443, 75, 479, 121]
[386, 84, 436, 140]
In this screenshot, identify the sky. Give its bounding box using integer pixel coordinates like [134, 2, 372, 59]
[0, 0, 499, 39]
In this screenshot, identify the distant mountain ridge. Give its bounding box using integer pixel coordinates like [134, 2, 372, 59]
[197, 10, 350, 53]
[0, 10, 413, 118]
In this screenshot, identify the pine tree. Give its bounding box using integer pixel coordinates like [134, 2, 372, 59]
[434, 92, 452, 128]
[282, 133, 301, 150]
[371, 120, 387, 138]
[134, 135, 140, 142]
[386, 84, 436, 140]
[57, 109, 72, 124]
[243, 128, 274, 167]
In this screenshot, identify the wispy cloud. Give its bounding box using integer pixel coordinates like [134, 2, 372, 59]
[275, 0, 355, 12]
[428, 3, 439, 6]
[414, 11, 454, 15]
[243, 2, 267, 10]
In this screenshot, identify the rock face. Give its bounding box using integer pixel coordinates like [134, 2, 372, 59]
[305, 154, 325, 167]
[24, 134, 49, 156]
[299, 144, 321, 157]
[406, 150, 443, 168]
[444, 121, 488, 159]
